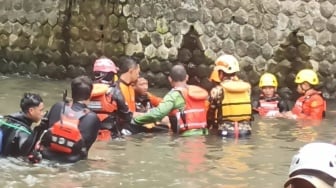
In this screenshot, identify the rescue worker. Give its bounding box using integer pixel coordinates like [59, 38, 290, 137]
[40, 76, 101, 163]
[0, 93, 44, 162]
[130, 64, 209, 136]
[281, 69, 326, 120]
[252, 73, 289, 117]
[89, 57, 132, 140]
[207, 54, 252, 138]
[116, 56, 140, 113]
[284, 142, 336, 188]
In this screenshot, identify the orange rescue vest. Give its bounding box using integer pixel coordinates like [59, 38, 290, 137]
[89, 83, 117, 122]
[173, 85, 208, 133]
[49, 106, 87, 154]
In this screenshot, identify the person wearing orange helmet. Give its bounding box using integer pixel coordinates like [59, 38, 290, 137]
[88, 57, 132, 140]
[207, 54, 252, 138]
[252, 73, 289, 117]
[282, 69, 326, 120]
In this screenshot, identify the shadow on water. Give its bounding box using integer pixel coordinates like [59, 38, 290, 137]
[0, 76, 336, 187]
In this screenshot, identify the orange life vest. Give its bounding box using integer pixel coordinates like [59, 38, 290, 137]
[172, 85, 208, 133]
[118, 80, 136, 112]
[89, 83, 117, 122]
[48, 106, 87, 154]
[292, 90, 326, 120]
[258, 97, 279, 116]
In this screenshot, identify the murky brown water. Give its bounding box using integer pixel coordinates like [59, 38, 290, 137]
[0, 75, 335, 188]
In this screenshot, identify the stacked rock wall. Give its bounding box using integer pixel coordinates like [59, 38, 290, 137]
[1, 0, 336, 98]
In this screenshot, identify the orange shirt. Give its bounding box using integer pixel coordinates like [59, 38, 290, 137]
[118, 79, 136, 113]
[291, 89, 326, 120]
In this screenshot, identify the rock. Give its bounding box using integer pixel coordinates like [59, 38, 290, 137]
[313, 17, 326, 32]
[216, 23, 229, 40]
[278, 13, 289, 31]
[262, 43, 274, 59]
[187, 9, 200, 23]
[209, 36, 222, 52]
[222, 8, 233, 23]
[228, 0, 240, 11]
[144, 44, 156, 59]
[317, 30, 331, 45]
[247, 42, 261, 59]
[180, 21, 190, 35]
[327, 17, 336, 32]
[320, 1, 334, 18]
[156, 18, 169, 34]
[178, 48, 192, 63]
[169, 21, 181, 35]
[262, 13, 277, 29]
[175, 8, 187, 22]
[263, 0, 281, 15]
[157, 45, 169, 59]
[222, 38, 235, 54]
[241, 24, 255, 41]
[149, 59, 162, 73]
[233, 8, 248, 25]
[168, 47, 178, 61]
[248, 11, 262, 28]
[211, 7, 222, 23]
[311, 45, 326, 61]
[235, 40, 248, 57]
[199, 9, 212, 23]
[255, 29, 268, 45]
[229, 23, 241, 40]
[150, 32, 163, 48]
[298, 43, 311, 60]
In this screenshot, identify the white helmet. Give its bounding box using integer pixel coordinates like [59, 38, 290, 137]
[288, 142, 336, 179]
[214, 54, 240, 74]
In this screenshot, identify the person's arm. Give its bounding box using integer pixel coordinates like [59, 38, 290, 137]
[47, 102, 63, 128]
[134, 91, 183, 124]
[278, 98, 290, 112]
[147, 92, 162, 107]
[112, 88, 133, 123]
[79, 112, 101, 151]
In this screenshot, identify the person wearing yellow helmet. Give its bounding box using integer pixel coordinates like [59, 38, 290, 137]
[207, 54, 252, 138]
[282, 69, 326, 120]
[252, 73, 289, 117]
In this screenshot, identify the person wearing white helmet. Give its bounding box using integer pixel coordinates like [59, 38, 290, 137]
[252, 73, 289, 117]
[207, 54, 252, 138]
[284, 142, 336, 188]
[88, 57, 132, 140]
[281, 69, 326, 120]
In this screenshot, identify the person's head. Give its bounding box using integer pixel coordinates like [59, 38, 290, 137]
[169, 64, 188, 86]
[93, 57, 118, 84]
[71, 75, 93, 103]
[20, 93, 44, 123]
[211, 54, 240, 82]
[294, 69, 319, 94]
[284, 142, 336, 188]
[118, 56, 140, 84]
[134, 74, 149, 96]
[259, 73, 278, 98]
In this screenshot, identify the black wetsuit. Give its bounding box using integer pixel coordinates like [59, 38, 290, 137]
[0, 112, 36, 157]
[41, 102, 101, 163]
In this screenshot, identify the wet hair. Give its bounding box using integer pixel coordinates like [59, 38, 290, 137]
[169, 64, 187, 82]
[20, 93, 43, 113]
[71, 75, 93, 102]
[118, 56, 139, 74]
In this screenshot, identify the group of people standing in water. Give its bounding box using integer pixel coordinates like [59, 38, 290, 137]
[0, 54, 331, 187]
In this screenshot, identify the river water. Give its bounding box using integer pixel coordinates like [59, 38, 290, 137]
[0, 75, 335, 188]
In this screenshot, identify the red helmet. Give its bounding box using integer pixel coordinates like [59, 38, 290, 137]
[93, 58, 118, 73]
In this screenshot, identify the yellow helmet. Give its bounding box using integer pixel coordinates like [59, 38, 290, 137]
[295, 69, 319, 85]
[214, 54, 240, 74]
[259, 73, 278, 88]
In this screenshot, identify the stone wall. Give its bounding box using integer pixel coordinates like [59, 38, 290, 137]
[1, 0, 336, 98]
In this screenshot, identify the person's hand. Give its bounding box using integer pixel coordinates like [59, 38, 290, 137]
[282, 111, 297, 120]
